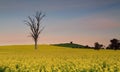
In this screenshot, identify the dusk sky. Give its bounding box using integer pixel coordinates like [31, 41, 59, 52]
[0, 0, 120, 46]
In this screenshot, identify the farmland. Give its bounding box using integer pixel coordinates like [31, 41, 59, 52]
[0, 45, 120, 72]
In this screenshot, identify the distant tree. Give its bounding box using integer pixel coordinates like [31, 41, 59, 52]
[118, 43, 120, 49]
[84, 45, 91, 48]
[100, 44, 103, 48]
[25, 11, 45, 49]
[106, 44, 111, 49]
[70, 41, 73, 44]
[94, 42, 103, 50]
[109, 38, 120, 50]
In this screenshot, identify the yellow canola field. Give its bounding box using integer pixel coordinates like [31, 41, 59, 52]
[0, 45, 120, 72]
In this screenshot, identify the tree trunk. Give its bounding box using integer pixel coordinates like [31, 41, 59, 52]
[35, 40, 37, 49]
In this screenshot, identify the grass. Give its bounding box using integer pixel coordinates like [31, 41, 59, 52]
[0, 45, 120, 72]
[52, 43, 86, 48]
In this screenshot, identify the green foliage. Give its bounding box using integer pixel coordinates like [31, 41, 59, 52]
[53, 43, 86, 48]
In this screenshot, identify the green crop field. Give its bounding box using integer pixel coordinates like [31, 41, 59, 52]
[0, 45, 120, 72]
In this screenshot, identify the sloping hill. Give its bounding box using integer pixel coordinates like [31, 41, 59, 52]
[52, 43, 87, 48]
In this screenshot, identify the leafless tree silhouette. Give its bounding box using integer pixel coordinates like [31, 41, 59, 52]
[25, 12, 45, 49]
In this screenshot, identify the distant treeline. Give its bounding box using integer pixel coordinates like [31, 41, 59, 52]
[94, 38, 120, 50]
[53, 38, 120, 50]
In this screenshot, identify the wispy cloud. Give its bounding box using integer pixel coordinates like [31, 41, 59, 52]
[0, 0, 120, 12]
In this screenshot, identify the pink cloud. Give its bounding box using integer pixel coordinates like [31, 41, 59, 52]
[59, 14, 120, 31]
[80, 17, 120, 30]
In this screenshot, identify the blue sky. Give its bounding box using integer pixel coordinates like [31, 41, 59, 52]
[0, 0, 120, 46]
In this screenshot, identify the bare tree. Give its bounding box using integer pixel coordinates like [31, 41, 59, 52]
[25, 12, 45, 49]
